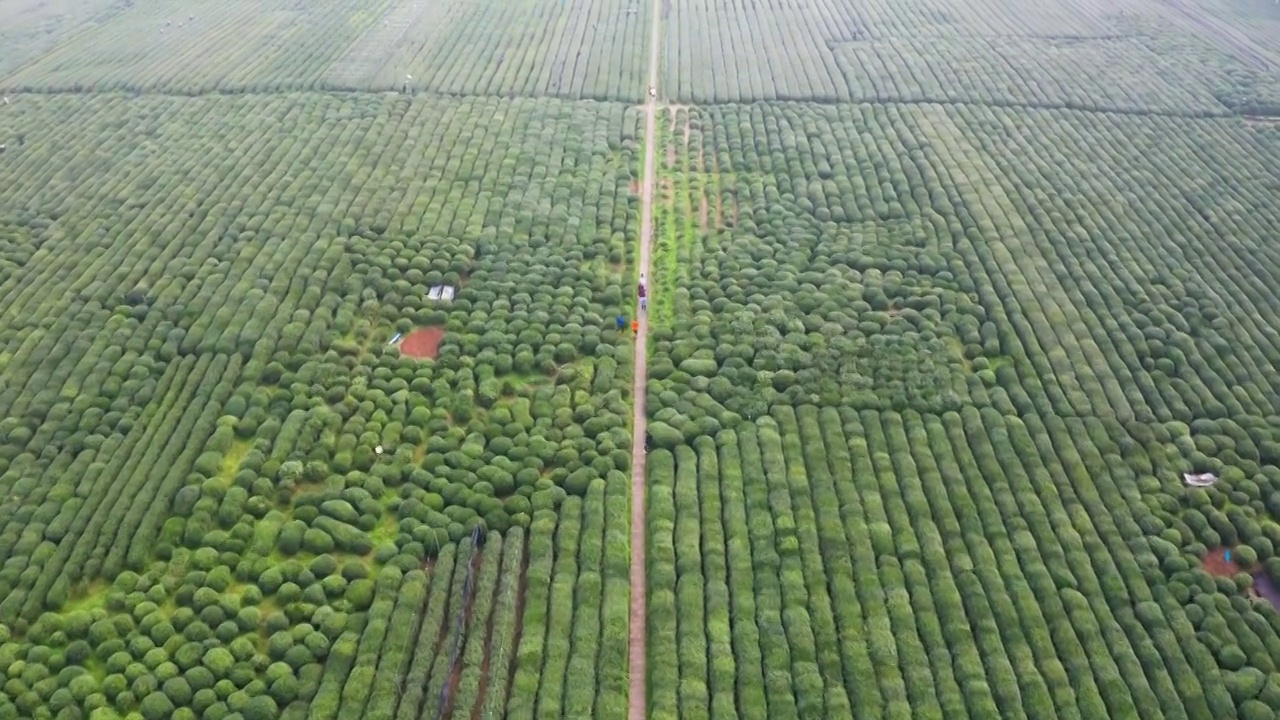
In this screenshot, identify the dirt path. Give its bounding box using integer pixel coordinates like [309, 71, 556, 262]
[628, 0, 662, 715]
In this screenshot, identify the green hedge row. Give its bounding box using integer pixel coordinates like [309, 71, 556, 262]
[448, 532, 504, 718]
[479, 528, 525, 718]
[394, 545, 458, 720]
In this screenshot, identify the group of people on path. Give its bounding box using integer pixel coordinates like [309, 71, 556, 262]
[616, 273, 649, 337]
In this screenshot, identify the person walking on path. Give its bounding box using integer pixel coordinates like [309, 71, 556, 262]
[632, 320, 639, 337]
[640, 296, 648, 313]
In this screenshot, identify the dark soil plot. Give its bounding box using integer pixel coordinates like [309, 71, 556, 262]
[401, 326, 445, 359]
[1253, 572, 1280, 609]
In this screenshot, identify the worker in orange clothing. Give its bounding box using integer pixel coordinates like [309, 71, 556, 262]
[632, 320, 639, 337]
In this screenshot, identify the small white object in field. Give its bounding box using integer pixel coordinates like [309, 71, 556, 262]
[1183, 472, 1217, 487]
[375, 445, 384, 455]
[2, 97, 8, 105]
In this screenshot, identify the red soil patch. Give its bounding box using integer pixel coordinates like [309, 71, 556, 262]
[1201, 547, 1280, 608]
[1202, 546, 1242, 577]
[401, 326, 444, 359]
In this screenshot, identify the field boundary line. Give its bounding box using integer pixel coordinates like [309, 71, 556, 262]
[0, 87, 1244, 120]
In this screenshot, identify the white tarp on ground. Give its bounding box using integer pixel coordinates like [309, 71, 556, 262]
[427, 286, 455, 302]
[1184, 472, 1218, 487]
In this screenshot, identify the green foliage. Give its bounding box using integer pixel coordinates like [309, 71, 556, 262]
[4, 5, 1280, 720]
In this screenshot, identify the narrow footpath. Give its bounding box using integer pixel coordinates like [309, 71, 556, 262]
[628, 0, 662, 717]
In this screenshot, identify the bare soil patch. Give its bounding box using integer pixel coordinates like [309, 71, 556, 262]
[1201, 547, 1280, 609]
[401, 326, 444, 359]
[699, 194, 709, 232]
[630, 179, 640, 194]
[665, 143, 676, 166]
[1202, 546, 1241, 577]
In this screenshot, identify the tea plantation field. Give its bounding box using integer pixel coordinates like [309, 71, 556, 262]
[0, 93, 636, 719]
[3, 0, 1280, 717]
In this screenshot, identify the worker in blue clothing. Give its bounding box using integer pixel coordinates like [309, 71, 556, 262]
[616, 314, 626, 331]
